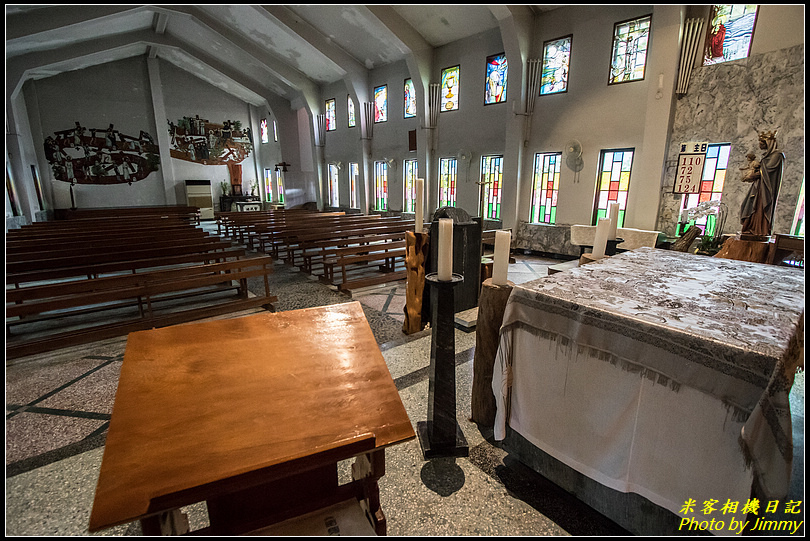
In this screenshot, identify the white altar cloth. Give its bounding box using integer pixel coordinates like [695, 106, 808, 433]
[492, 248, 804, 530]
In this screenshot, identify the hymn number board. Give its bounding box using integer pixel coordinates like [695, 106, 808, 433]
[673, 142, 708, 194]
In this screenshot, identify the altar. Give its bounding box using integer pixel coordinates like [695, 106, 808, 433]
[492, 247, 804, 534]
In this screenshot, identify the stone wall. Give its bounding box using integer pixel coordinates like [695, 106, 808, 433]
[658, 44, 804, 238]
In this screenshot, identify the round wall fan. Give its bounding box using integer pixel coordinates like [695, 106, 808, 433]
[564, 139, 584, 173]
[457, 149, 472, 162]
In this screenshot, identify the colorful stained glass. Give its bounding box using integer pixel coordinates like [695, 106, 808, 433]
[540, 36, 572, 95]
[593, 149, 634, 226]
[481, 155, 503, 220]
[609, 15, 651, 84]
[349, 162, 359, 208]
[404, 79, 416, 118]
[485, 53, 507, 104]
[347, 95, 356, 128]
[679, 143, 730, 237]
[276, 169, 285, 204]
[260, 118, 269, 144]
[264, 167, 273, 202]
[374, 161, 388, 210]
[273, 120, 278, 142]
[439, 158, 457, 208]
[325, 99, 336, 131]
[374, 86, 388, 123]
[403, 159, 418, 212]
[704, 5, 758, 66]
[530, 153, 561, 224]
[441, 66, 460, 112]
[328, 163, 339, 207]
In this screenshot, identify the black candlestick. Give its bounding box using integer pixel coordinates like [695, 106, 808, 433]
[417, 272, 469, 459]
[606, 237, 624, 256]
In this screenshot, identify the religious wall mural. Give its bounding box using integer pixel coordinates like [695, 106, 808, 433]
[168, 115, 253, 165]
[43, 123, 160, 185]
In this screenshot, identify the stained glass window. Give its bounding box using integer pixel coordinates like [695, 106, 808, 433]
[481, 155, 503, 220]
[484, 53, 507, 105]
[349, 162, 359, 208]
[704, 5, 758, 66]
[530, 153, 561, 224]
[273, 120, 278, 142]
[403, 159, 418, 212]
[348, 95, 356, 128]
[264, 168, 273, 202]
[374, 161, 388, 211]
[593, 149, 634, 226]
[439, 158, 458, 208]
[441, 66, 460, 112]
[678, 143, 729, 237]
[374, 85, 388, 123]
[276, 169, 285, 204]
[540, 36, 572, 95]
[609, 15, 651, 84]
[404, 79, 416, 118]
[328, 163, 339, 207]
[260, 118, 269, 144]
[325, 99, 336, 131]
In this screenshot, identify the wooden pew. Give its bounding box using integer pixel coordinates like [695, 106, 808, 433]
[321, 240, 407, 292]
[53, 205, 202, 225]
[6, 255, 276, 360]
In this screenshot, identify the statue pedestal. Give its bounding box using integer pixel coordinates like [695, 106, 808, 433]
[713, 236, 770, 264]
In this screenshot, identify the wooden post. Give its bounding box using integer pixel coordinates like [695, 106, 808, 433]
[470, 278, 513, 426]
[402, 231, 429, 334]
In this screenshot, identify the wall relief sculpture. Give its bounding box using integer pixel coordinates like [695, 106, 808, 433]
[44, 123, 160, 185]
[168, 115, 253, 165]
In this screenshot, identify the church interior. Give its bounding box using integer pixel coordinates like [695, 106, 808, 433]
[5, 5, 805, 537]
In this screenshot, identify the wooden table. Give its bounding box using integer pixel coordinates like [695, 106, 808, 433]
[88, 302, 415, 535]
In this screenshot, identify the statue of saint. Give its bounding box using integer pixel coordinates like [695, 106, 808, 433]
[740, 130, 785, 237]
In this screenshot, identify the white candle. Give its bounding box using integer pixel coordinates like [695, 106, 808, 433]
[592, 218, 611, 259]
[492, 230, 511, 286]
[437, 218, 453, 281]
[415, 178, 424, 233]
[607, 202, 619, 241]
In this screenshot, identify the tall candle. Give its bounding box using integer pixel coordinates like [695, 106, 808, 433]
[437, 218, 453, 281]
[592, 218, 611, 258]
[607, 202, 619, 241]
[492, 230, 511, 286]
[415, 178, 424, 233]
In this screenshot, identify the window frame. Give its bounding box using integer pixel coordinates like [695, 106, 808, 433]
[592, 148, 635, 226]
[325, 99, 336, 131]
[438, 157, 458, 208]
[373, 85, 388, 123]
[608, 14, 652, 86]
[440, 65, 461, 112]
[540, 35, 573, 96]
[484, 52, 508, 105]
[530, 152, 562, 224]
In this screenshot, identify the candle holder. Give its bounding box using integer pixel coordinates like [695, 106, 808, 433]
[606, 237, 624, 256]
[417, 272, 469, 459]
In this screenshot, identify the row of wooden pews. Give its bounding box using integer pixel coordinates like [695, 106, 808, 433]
[6, 212, 276, 360]
[217, 209, 415, 292]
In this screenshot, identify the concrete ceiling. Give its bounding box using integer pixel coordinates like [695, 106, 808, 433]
[6, 5, 561, 109]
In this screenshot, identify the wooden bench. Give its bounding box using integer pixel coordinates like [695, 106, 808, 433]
[7, 247, 249, 287]
[6, 255, 277, 360]
[280, 220, 411, 266]
[53, 205, 201, 225]
[299, 232, 408, 275]
[321, 240, 407, 292]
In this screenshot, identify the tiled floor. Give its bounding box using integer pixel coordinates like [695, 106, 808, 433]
[5, 228, 804, 536]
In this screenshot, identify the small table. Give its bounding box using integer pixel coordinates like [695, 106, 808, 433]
[88, 302, 415, 535]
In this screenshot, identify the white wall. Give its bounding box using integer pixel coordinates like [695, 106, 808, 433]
[26, 56, 165, 210]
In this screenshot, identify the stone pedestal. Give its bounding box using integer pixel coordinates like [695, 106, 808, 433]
[417, 273, 468, 459]
[470, 278, 513, 426]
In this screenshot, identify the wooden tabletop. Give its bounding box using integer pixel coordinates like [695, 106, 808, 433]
[88, 301, 415, 532]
